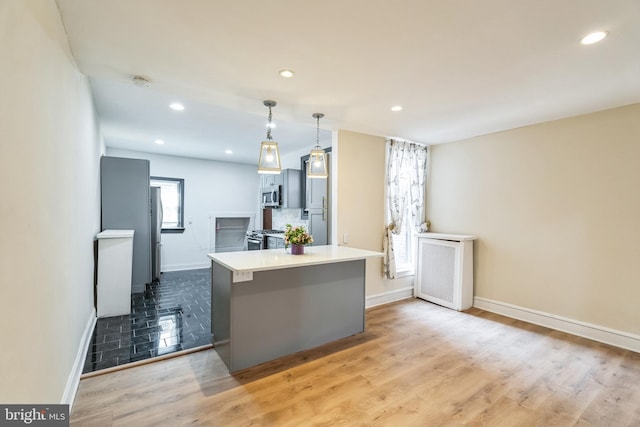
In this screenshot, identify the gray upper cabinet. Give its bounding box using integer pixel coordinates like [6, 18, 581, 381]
[260, 174, 280, 188]
[280, 169, 301, 209]
[302, 154, 329, 212]
[300, 151, 330, 245]
[305, 173, 327, 210]
[259, 169, 301, 209]
[305, 176, 328, 245]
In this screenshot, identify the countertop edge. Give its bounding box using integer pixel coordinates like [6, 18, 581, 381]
[97, 229, 135, 239]
[207, 246, 383, 273]
[210, 254, 380, 274]
[416, 232, 477, 241]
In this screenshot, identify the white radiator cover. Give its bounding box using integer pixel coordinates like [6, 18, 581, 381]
[414, 233, 477, 311]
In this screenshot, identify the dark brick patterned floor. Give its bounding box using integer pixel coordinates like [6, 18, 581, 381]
[82, 268, 211, 373]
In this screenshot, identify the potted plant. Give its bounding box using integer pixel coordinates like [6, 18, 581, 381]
[284, 224, 313, 255]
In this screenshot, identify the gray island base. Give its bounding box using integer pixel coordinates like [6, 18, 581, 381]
[208, 245, 383, 373]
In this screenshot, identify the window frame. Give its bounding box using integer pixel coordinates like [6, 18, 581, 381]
[150, 176, 185, 233]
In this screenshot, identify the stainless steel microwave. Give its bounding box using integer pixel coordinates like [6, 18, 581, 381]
[261, 185, 281, 208]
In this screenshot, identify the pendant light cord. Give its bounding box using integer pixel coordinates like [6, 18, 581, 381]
[266, 106, 273, 141]
[313, 112, 324, 149]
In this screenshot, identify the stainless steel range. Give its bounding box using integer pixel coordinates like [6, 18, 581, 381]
[246, 229, 285, 250]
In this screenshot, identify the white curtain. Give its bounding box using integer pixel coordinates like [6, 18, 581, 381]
[383, 139, 429, 279]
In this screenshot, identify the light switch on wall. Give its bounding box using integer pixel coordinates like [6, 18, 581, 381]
[343, 233, 349, 244]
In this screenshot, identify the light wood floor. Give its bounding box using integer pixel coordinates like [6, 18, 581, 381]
[70, 299, 640, 426]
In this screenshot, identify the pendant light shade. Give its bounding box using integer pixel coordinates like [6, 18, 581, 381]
[258, 100, 282, 174]
[258, 141, 281, 174]
[308, 113, 328, 179]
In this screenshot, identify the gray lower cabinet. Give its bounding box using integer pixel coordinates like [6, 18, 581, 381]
[210, 259, 366, 372]
[266, 236, 285, 249]
[308, 210, 327, 246]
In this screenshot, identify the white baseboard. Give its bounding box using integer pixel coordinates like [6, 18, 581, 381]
[366, 286, 414, 309]
[62, 307, 96, 408]
[161, 262, 210, 272]
[474, 297, 640, 353]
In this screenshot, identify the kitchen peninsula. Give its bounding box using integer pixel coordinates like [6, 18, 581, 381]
[208, 245, 383, 372]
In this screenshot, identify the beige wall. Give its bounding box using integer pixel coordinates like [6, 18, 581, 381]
[335, 130, 413, 297]
[0, 1, 102, 402]
[428, 103, 640, 334]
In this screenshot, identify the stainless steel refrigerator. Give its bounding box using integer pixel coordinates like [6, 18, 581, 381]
[100, 156, 152, 293]
[150, 186, 163, 282]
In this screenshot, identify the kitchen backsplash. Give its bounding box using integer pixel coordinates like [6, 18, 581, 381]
[272, 208, 308, 231]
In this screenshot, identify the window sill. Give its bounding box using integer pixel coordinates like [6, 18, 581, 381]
[394, 268, 415, 278]
[161, 227, 185, 234]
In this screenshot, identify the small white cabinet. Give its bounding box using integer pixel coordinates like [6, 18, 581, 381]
[415, 233, 477, 311]
[96, 229, 134, 318]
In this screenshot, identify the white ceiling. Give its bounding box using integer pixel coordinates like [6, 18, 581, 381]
[56, 0, 640, 164]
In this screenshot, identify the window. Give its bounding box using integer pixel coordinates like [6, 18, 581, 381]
[391, 210, 415, 274]
[388, 175, 417, 276]
[150, 176, 184, 233]
[384, 139, 428, 279]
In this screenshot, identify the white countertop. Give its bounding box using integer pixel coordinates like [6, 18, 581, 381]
[97, 229, 135, 239]
[416, 232, 477, 241]
[208, 245, 383, 273]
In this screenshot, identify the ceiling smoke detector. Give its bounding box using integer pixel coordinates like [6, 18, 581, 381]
[131, 75, 151, 87]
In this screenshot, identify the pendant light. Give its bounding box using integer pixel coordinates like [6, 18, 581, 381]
[258, 100, 282, 174]
[307, 113, 328, 179]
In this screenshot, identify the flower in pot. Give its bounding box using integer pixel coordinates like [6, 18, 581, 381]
[284, 224, 313, 254]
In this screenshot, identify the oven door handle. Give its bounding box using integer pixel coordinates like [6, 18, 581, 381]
[247, 236, 263, 250]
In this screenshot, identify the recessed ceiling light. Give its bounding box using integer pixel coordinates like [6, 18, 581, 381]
[391, 105, 403, 112]
[225, 149, 233, 155]
[154, 139, 165, 145]
[279, 69, 295, 78]
[169, 103, 184, 111]
[581, 31, 608, 45]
